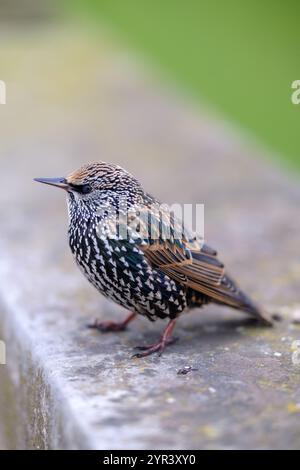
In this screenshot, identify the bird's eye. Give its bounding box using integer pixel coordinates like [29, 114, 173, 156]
[80, 184, 92, 194]
[70, 183, 92, 194]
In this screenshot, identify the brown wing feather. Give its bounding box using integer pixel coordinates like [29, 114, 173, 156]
[136, 200, 271, 324]
[142, 239, 225, 293]
[142, 239, 271, 324]
[137, 201, 226, 294]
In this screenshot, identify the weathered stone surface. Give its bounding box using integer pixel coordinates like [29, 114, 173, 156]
[0, 26, 300, 450]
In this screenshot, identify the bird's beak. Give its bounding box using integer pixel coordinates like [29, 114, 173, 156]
[33, 177, 69, 190]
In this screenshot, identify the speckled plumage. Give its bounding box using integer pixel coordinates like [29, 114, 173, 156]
[35, 162, 271, 357]
[67, 163, 189, 321]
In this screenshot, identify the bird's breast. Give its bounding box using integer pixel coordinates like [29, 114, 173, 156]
[68, 215, 188, 319]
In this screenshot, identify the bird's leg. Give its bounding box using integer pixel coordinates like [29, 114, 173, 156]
[88, 312, 137, 332]
[132, 319, 178, 358]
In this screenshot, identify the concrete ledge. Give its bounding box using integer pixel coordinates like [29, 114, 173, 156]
[1, 26, 300, 450]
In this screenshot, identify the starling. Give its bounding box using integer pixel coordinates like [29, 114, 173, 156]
[34, 162, 271, 357]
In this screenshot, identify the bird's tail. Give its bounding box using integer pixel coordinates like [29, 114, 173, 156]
[189, 273, 272, 326]
[218, 274, 273, 326]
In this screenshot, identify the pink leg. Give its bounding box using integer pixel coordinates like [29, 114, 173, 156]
[132, 319, 178, 358]
[88, 312, 137, 332]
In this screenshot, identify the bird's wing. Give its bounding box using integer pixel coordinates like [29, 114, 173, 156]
[131, 203, 226, 295]
[141, 238, 225, 292]
[141, 236, 262, 311]
[122, 202, 270, 323]
[135, 202, 259, 310]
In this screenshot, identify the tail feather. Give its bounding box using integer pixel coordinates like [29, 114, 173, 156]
[188, 273, 273, 326]
[218, 274, 272, 326]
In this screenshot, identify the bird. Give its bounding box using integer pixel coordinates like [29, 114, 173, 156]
[34, 162, 272, 357]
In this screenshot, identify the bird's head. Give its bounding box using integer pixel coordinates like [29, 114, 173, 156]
[34, 162, 143, 209]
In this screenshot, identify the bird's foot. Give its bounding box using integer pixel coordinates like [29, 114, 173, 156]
[88, 320, 127, 332]
[132, 318, 178, 358]
[87, 312, 137, 333]
[132, 336, 178, 358]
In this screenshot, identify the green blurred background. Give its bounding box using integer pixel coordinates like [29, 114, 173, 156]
[64, 0, 300, 172]
[0, 0, 299, 450]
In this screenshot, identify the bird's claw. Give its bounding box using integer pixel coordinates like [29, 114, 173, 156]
[132, 336, 178, 358]
[87, 320, 127, 333]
